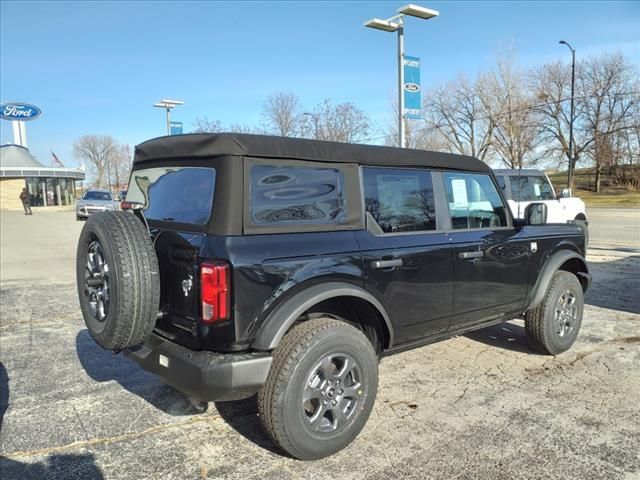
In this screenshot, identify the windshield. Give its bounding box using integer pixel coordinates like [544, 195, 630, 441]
[83, 191, 113, 201]
[510, 175, 555, 202]
[126, 166, 215, 225]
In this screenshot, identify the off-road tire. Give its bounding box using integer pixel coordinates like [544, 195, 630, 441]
[258, 318, 378, 460]
[525, 271, 584, 355]
[76, 211, 160, 351]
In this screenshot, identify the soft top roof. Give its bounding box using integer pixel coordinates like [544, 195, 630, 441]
[134, 133, 490, 172]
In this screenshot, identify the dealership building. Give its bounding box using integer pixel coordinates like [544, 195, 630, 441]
[0, 144, 85, 210]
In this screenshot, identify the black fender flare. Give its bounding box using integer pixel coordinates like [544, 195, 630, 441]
[526, 249, 590, 311]
[250, 282, 394, 351]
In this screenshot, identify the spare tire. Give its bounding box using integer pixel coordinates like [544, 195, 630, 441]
[76, 211, 160, 351]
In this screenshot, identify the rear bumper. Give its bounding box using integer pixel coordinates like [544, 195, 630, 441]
[124, 332, 272, 402]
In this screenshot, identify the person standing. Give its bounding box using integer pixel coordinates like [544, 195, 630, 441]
[19, 188, 33, 215]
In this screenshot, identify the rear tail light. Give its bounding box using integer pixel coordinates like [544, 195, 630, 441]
[200, 262, 230, 324]
[120, 201, 143, 210]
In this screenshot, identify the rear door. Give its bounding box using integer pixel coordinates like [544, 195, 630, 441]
[126, 165, 216, 348]
[357, 167, 454, 345]
[440, 171, 531, 328]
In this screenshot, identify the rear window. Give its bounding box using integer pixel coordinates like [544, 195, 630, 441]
[250, 165, 346, 225]
[126, 167, 215, 224]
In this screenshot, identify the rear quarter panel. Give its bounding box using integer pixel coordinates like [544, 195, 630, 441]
[199, 231, 364, 351]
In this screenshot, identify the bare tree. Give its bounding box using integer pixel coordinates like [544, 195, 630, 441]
[192, 116, 224, 133]
[577, 52, 639, 191]
[311, 99, 371, 143]
[383, 94, 445, 150]
[486, 52, 542, 168]
[423, 75, 494, 161]
[262, 92, 302, 137]
[73, 135, 121, 189]
[110, 144, 132, 191]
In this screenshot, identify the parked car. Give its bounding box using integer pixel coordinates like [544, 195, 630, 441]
[76, 189, 118, 221]
[493, 169, 588, 244]
[76, 134, 590, 460]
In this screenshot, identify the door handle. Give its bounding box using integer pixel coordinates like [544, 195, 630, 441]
[371, 259, 403, 269]
[459, 251, 484, 260]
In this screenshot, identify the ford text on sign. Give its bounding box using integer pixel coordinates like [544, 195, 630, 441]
[0, 103, 42, 121]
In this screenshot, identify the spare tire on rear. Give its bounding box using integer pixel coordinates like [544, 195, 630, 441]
[76, 211, 160, 351]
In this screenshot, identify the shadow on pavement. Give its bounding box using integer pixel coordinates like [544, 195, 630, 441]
[464, 321, 533, 354]
[213, 396, 283, 456]
[0, 454, 104, 480]
[0, 361, 104, 479]
[585, 255, 640, 314]
[75, 329, 203, 416]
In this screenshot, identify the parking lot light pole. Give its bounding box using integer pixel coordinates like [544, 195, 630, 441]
[559, 40, 576, 193]
[153, 99, 184, 135]
[365, 4, 439, 148]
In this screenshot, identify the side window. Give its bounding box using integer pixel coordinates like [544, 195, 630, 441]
[250, 165, 346, 225]
[443, 172, 507, 229]
[496, 175, 507, 192]
[511, 175, 555, 201]
[363, 167, 436, 233]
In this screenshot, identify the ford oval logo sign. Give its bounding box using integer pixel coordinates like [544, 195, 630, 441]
[0, 102, 42, 121]
[404, 83, 420, 93]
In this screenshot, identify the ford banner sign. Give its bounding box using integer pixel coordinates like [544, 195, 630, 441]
[0, 102, 42, 121]
[403, 56, 421, 120]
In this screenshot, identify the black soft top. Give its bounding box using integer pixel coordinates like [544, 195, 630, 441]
[134, 133, 490, 173]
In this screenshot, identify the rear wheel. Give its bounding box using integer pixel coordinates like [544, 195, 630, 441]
[258, 318, 378, 460]
[76, 211, 160, 351]
[525, 271, 584, 355]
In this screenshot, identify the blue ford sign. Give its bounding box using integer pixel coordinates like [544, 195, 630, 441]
[0, 102, 42, 121]
[403, 56, 421, 119]
[170, 121, 183, 135]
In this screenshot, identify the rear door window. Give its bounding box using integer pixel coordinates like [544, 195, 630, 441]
[127, 167, 215, 224]
[363, 167, 436, 233]
[250, 165, 346, 225]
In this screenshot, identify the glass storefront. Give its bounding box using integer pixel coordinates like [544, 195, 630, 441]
[25, 177, 77, 207]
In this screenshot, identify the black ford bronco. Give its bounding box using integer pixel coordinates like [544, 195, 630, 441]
[76, 133, 590, 459]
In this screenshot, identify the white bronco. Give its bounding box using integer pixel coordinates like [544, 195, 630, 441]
[493, 169, 589, 244]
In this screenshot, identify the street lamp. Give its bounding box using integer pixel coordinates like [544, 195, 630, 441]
[365, 4, 439, 148]
[303, 112, 320, 139]
[559, 40, 576, 193]
[153, 99, 184, 135]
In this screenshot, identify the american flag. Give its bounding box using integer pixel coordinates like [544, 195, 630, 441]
[51, 151, 64, 167]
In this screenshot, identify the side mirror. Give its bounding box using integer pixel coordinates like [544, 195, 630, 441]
[560, 188, 571, 198]
[524, 202, 548, 225]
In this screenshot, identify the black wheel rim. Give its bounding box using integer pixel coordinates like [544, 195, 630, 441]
[85, 240, 110, 322]
[302, 353, 363, 433]
[555, 289, 578, 338]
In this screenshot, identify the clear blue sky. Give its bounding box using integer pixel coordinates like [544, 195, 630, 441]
[1, 1, 638, 168]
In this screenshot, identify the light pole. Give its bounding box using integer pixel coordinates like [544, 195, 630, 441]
[303, 112, 320, 139]
[153, 99, 184, 135]
[365, 4, 439, 148]
[559, 40, 575, 192]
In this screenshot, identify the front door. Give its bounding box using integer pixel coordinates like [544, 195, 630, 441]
[440, 171, 531, 328]
[357, 167, 454, 345]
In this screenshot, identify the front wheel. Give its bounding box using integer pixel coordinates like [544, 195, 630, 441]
[258, 318, 378, 460]
[525, 271, 584, 355]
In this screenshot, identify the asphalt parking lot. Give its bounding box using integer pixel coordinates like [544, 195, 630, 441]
[1, 208, 639, 480]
